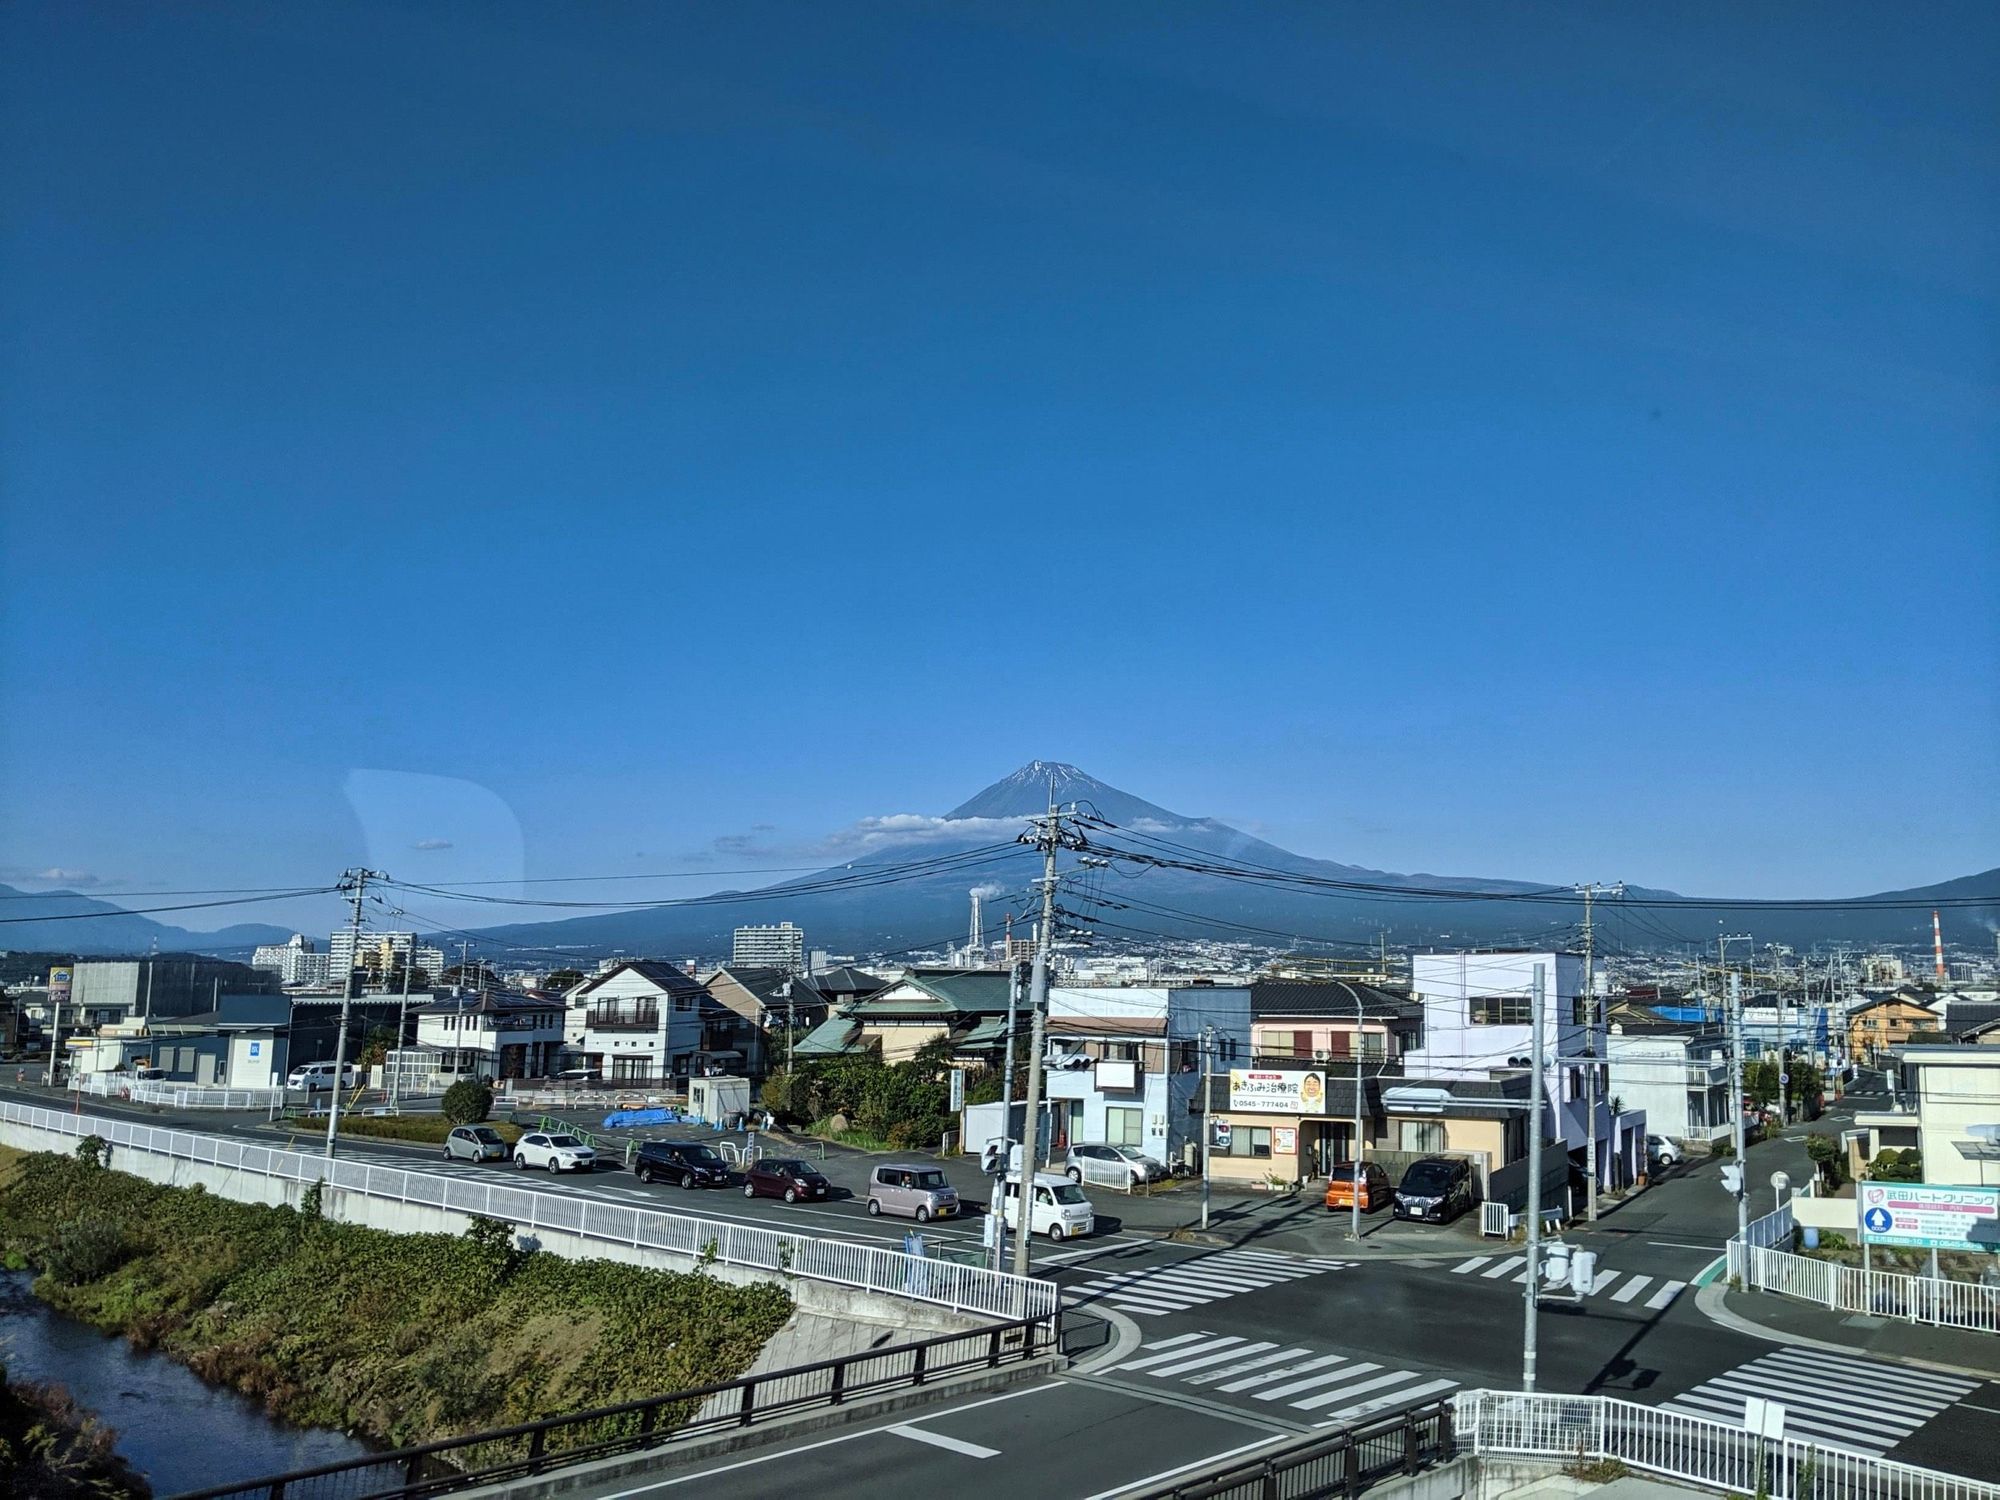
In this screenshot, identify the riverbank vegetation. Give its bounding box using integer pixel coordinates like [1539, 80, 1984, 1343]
[0, 1358, 149, 1500]
[0, 1146, 793, 1451]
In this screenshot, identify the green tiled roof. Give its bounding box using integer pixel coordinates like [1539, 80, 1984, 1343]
[791, 1017, 864, 1057]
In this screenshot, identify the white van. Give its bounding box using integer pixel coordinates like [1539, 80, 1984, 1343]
[287, 1061, 358, 1092]
[993, 1171, 1094, 1241]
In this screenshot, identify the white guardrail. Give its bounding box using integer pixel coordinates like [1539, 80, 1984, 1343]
[0, 1100, 1057, 1326]
[1727, 1202, 2000, 1336]
[1458, 1390, 2000, 1500]
[64, 1075, 289, 1110]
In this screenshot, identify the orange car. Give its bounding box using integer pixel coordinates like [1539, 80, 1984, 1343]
[1323, 1160, 1392, 1213]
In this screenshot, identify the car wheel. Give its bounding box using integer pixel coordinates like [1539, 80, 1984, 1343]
[915, 1205, 930, 1223]
[548, 1158, 562, 1173]
[784, 1188, 798, 1204]
[514, 1154, 529, 1169]
[1066, 1167, 1082, 1183]
[442, 1146, 453, 1160]
[867, 1199, 881, 1216]
[744, 1182, 756, 1198]
[636, 1166, 652, 1185]
[681, 1174, 699, 1191]
[1046, 1223, 1064, 1241]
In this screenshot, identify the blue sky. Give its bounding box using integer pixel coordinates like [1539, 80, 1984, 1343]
[2, 3, 1995, 934]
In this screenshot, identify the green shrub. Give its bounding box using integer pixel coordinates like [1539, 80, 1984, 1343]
[41, 1219, 128, 1286]
[73, 1136, 107, 1170]
[441, 1080, 495, 1125]
[339, 1114, 519, 1146]
[0, 1151, 793, 1452]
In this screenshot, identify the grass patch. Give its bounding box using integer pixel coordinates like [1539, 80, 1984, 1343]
[0, 1152, 793, 1453]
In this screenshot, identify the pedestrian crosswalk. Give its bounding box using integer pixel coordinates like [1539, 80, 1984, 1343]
[1661, 1348, 1979, 1455]
[1109, 1332, 1458, 1425]
[1068, 1248, 1355, 1317]
[1445, 1254, 1687, 1311]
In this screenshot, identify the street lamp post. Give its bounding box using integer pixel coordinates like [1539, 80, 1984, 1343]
[1200, 1023, 1215, 1232]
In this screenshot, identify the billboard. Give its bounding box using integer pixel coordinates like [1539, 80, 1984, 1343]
[1227, 1068, 1326, 1115]
[48, 965, 73, 1001]
[1858, 1182, 2000, 1252]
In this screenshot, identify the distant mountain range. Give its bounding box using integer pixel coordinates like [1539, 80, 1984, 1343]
[0, 885, 294, 959]
[10, 761, 1996, 962]
[468, 761, 1999, 961]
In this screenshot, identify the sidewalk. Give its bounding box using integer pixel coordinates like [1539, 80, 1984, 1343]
[1707, 1282, 2000, 1382]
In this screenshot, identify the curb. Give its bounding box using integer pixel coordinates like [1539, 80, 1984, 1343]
[1692, 1281, 2000, 1383]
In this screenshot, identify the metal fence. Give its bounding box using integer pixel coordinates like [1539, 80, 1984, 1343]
[166, 1315, 1054, 1500]
[0, 1099, 1057, 1324]
[1728, 1202, 2000, 1335]
[64, 1076, 289, 1110]
[1458, 1390, 2000, 1500]
[1130, 1399, 1455, 1499]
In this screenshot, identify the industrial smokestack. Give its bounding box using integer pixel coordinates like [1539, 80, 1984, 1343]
[969, 891, 984, 959]
[1934, 909, 1947, 980]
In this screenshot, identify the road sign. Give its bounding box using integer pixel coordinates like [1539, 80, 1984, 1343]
[1858, 1183, 2000, 1252]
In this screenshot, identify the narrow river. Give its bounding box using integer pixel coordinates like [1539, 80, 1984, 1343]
[0, 1272, 372, 1494]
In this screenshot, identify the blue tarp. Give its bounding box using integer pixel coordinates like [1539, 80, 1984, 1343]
[601, 1108, 679, 1128]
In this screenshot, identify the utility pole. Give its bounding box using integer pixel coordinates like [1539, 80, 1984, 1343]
[1728, 972, 1749, 1248]
[390, 951, 413, 1111]
[1575, 882, 1623, 1221]
[324, 869, 381, 1158]
[1348, 989, 1366, 1243]
[1200, 1023, 1216, 1231]
[989, 959, 1024, 1273]
[1012, 798, 1081, 1280]
[1523, 962, 1547, 1393]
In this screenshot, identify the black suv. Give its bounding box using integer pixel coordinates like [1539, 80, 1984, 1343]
[1392, 1156, 1476, 1224]
[634, 1140, 729, 1189]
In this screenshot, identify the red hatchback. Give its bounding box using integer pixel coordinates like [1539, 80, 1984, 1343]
[742, 1157, 832, 1204]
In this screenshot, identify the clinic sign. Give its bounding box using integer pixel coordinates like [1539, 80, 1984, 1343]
[1227, 1068, 1326, 1115]
[1858, 1183, 2000, 1252]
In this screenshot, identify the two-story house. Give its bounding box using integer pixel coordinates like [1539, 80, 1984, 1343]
[414, 992, 565, 1080]
[570, 961, 711, 1085]
[1847, 994, 1942, 1063]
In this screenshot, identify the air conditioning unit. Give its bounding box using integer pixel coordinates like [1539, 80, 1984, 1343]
[1313, 1049, 1331, 1062]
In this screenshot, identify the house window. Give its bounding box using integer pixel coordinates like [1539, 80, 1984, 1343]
[672, 996, 694, 1013]
[1106, 1107, 1142, 1147]
[610, 1056, 652, 1084]
[1358, 1031, 1385, 1059]
[1470, 996, 1532, 1026]
[1292, 1030, 1314, 1060]
[1222, 1125, 1273, 1159]
[1399, 1120, 1447, 1152]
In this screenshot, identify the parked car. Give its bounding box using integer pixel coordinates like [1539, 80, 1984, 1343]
[743, 1157, 831, 1203]
[1323, 1160, 1392, 1213]
[443, 1125, 509, 1163]
[994, 1172, 1095, 1241]
[1646, 1134, 1682, 1168]
[286, 1061, 358, 1092]
[634, 1139, 728, 1189]
[1392, 1156, 1476, 1224]
[514, 1131, 597, 1173]
[1064, 1143, 1168, 1187]
[866, 1163, 959, 1222]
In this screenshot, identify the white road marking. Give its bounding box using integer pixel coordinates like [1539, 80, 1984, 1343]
[1450, 1256, 1492, 1274]
[888, 1425, 999, 1459]
[1187, 1347, 1316, 1386]
[1644, 1279, 1686, 1309]
[1611, 1275, 1653, 1302]
[1255, 1362, 1377, 1402]
[1481, 1256, 1525, 1278]
[1112, 1335, 1245, 1372]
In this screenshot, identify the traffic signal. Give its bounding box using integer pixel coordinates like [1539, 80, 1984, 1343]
[1720, 1162, 1744, 1196]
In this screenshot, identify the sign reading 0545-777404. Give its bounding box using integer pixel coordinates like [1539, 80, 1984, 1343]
[1858, 1183, 2000, 1252]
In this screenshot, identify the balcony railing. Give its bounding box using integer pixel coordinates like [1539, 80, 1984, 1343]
[587, 1007, 660, 1032]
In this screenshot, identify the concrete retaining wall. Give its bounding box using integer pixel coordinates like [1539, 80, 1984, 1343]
[0, 1116, 976, 1336]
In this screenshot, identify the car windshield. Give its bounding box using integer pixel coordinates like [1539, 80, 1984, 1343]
[1110, 1147, 1145, 1162]
[1402, 1165, 1454, 1193]
[548, 1135, 584, 1148]
[1328, 1164, 1363, 1181]
[1051, 1183, 1088, 1205]
[765, 1159, 806, 1175]
[682, 1146, 723, 1164]
[472, 1128, 502, 1142]
[913, 1170, 948, 1189]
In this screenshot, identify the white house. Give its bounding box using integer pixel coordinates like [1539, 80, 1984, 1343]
[1040, 986, 1172, 1163]
[1604, 1023, 1731, 1146]
[414, 993, 565, 1081]
[1403, 950, 1635, 1193]
[569, 961, 709, 1086]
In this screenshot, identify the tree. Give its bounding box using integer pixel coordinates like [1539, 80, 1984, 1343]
[442, 1079, 494, 1125]
[1866, 1147, 1922, 1182]
[443, 963, 497, 990]
[384, 965, 431, 992]
[355, 1026, 395, 1071]
[544, 969, 585, 994]
[1804, 1132, 1843, 1189]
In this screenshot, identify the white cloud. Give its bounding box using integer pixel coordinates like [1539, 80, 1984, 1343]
[811, 813, 1028, 857]
[1, 866, 104, 888]
[411, 838, 454, 851]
